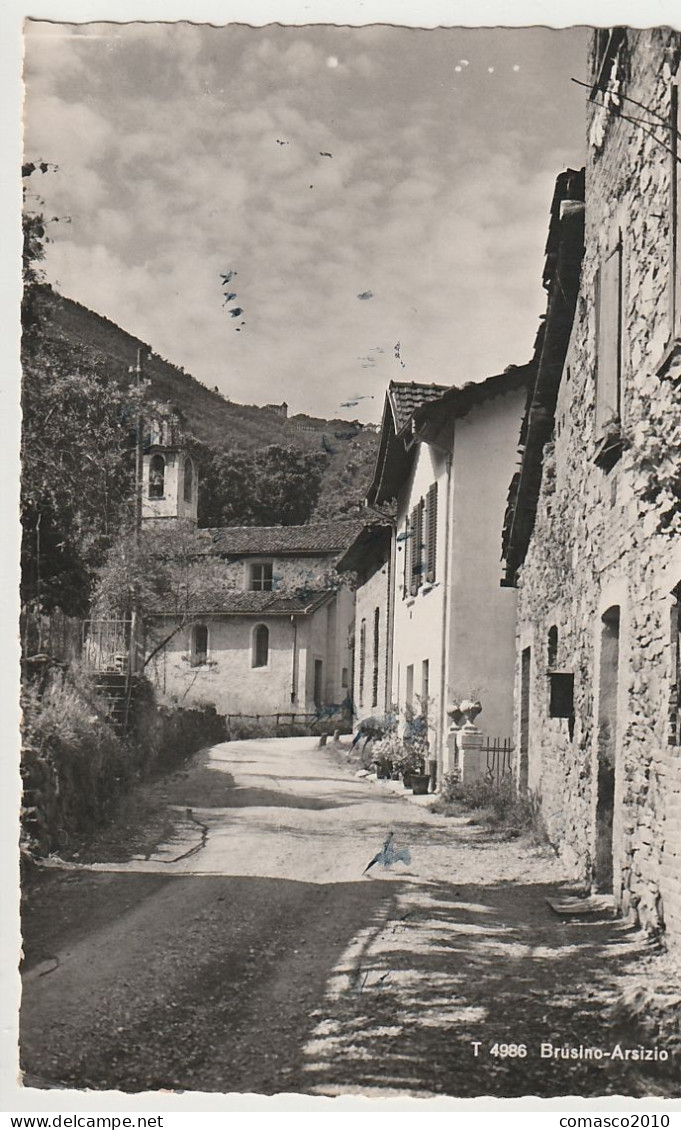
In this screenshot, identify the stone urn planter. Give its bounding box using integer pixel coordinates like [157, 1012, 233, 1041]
[460, 699, 482, 725]
[447, 702, 465, 728]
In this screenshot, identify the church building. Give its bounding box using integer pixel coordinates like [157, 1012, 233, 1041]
[139, 420, 360, 724]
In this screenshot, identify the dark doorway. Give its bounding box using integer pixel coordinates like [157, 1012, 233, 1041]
[519, 647, 531, 793]
[313, 659, 323, 709]
[595, 606, 620, 892]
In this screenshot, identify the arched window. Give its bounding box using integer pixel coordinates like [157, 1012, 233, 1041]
[253, 624, 269, 668]
[191, 624, 208, 666]
[183, 457, 194, 503]
[148, 453, 165, 499]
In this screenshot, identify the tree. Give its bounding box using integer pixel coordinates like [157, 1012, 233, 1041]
[21, 335, 137, 615]
[94, 520, 233, 665]
[197, 443, 326, 528]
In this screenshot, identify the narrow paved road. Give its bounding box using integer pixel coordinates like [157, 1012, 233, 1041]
[20, 737, 676, 1098]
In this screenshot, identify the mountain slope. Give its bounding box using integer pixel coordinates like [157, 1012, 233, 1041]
[30, 286, 379, 518]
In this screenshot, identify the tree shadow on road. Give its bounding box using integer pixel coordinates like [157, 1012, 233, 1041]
[298, 877, 675, 1099]
[19, 871, 401, 1096]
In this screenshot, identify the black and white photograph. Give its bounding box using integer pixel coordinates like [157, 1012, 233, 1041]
[6, 3, 681, 1111]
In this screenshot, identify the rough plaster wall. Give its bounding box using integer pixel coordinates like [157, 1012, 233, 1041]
[148, 615, 298, 715]
[206, 553, 339, 593]
[516, 29, 681, 943]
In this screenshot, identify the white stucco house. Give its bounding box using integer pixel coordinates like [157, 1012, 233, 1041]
[138, 427, 360, 723]
[363, 372, 533, 784]
[335, 521, 393, 725]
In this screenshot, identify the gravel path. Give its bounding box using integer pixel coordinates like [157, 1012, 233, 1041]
[20, 737, 677, 1098]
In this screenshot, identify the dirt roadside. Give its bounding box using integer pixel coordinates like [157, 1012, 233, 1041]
[18, 737, 681, 1099]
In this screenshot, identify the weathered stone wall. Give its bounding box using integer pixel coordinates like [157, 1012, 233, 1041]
[181, 553, 340, 594]
[516, 29, 681, 944]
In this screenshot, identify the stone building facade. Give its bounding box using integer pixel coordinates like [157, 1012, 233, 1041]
[502, 29, 681, 945]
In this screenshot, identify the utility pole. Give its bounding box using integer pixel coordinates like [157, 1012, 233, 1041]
[127, 346, 145, 687]
[133, 346, 144, 544]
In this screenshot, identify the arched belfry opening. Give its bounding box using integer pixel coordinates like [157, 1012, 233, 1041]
[148, 453, 165, 499]
[142, 412, 198, 525]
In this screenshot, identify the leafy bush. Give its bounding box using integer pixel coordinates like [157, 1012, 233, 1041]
[437, 772, 537, 837]
[226, 717, 279, 741]
[21, 666, 227, 855]
[21, 670, 135, 851]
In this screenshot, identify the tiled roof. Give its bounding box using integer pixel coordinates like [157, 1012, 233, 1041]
[413, 365, 534, 434]
[388, 381, 449, 435]
[147, 589, 334, 617]
[194, 520, 365, 557]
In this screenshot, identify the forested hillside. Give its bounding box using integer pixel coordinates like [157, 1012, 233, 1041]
[33, 287, 379, 518]
[21, 285, 380, 614]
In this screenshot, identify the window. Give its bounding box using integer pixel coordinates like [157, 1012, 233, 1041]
[406, 664, 414, 711]
[595, 235, 623, 431]
[588, 29, 627, 150]
[422, 658, 429, 719]
[148, 453, 165, 499]
[402, 516, 410, 598]
[183, 457, 194, 503]
[341, 667, 348, 689]
[547, 625, 559, 669]
[549, 672, 575, 719]
[591, 28, 626, 97]
[191, 624, 208, 666]
[409, 501, 424, 596]
[358, 619, 366, 707]
[372, 606, 380, 708]
[425, 483, 438, 583]
[252, 623, 269, 668]
[250, 562, 273, 592]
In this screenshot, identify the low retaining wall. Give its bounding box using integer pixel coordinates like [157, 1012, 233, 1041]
[20, 669, 226, 855]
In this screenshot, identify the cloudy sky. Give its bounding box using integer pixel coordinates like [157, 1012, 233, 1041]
[23, 21, 588, 421]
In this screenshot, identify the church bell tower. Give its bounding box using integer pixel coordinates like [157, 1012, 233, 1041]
[142, 412, 198, 525]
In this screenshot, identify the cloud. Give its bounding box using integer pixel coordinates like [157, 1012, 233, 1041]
[25, 23, 587, 420]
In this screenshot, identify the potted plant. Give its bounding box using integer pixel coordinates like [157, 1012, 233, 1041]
[371, 730, 403, 780]
[407, 743, 430, 793]
[391, 742, 420, 787]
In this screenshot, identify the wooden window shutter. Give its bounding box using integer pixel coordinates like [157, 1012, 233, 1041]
[425, 482, 438, 583]
[359, 618, 366, 707]
[596, 237, 623, 428]
[403, 516, 410, 599]
[409, 503, 423, 595]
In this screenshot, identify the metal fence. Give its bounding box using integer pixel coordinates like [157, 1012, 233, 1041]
[482, 737, 514, 786]
[81, 618, 131, 673]
[225, 710, 352, 733]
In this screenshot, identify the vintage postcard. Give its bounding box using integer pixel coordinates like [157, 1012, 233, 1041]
[6, 1, 681, 1116]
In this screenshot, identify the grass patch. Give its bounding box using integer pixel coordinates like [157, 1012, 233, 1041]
[430, 772, 542, 840]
